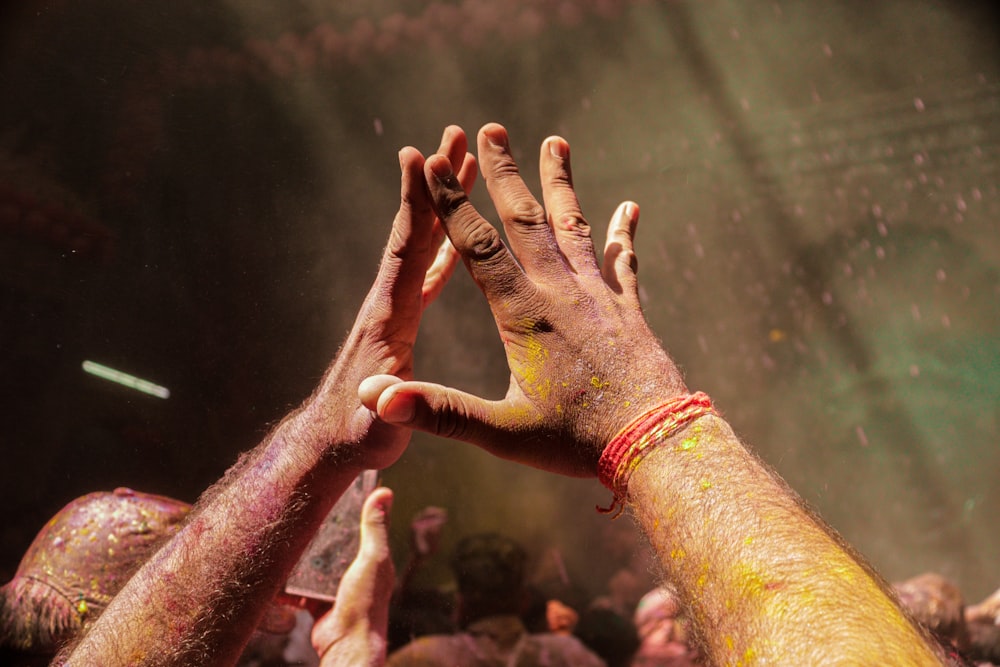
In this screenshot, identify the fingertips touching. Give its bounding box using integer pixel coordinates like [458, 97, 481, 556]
[373, 380, 477, 440]
[376, 386, 418, 425]
[359, 375, 404, 412]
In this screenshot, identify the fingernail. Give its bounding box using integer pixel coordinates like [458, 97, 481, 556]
[548, 138, 568, 159]
[429, 156, 453, 182]
[484, 126, 507, 149]
[623, 202, 638, 221]
[382, 393, 416, 424]
[398, 149, 405, 169]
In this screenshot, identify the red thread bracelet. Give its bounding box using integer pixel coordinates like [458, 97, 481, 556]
[597, 392, 716, 516]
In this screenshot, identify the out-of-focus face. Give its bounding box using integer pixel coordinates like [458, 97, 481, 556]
[634, 588, 680, 638]
[633, 587, 695, 661]
[545, 599, 579, 635]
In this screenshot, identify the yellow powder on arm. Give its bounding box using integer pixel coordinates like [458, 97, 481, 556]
[626, 414, 945, 666]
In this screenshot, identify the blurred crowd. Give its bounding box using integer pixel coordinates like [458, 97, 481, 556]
[238, 502, 1000, 667]
[3, 488, 999, 666]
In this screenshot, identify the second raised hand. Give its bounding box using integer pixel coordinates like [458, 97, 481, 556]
[360, 123, 687, 477]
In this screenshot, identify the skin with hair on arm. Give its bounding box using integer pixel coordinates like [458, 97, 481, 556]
[55, 127, 477, 666]
[360, 123, 948, 665]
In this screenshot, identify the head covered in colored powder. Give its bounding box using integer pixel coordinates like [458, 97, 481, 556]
[0, 487, 191, 655]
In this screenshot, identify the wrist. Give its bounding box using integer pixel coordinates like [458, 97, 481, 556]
[596, 392, 716, 515]
[275, 405, 366, 475]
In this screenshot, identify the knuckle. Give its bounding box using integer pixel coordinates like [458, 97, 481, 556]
[506, 195, 546, 226]
[489, 157, 522, 181]
[554, 213, 591, 235]
[434, 396, 469, 440]
[462, 223, 506, 262]
[611, 224, 633, 242]
[433, 187, 469, 220]
[621, 249, 639, 273]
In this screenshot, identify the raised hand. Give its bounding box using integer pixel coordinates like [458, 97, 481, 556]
[309, 126, 476, 472]
[56, 131, 475, 667]
[312, 488, 396, 667]
[360, 123, 686, 476]
[409, 506, 447, 559]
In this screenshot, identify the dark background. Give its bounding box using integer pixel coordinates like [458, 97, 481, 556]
[2, 0, 998, 603]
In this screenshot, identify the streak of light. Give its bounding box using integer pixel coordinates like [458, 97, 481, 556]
[82, 360, 170, 399]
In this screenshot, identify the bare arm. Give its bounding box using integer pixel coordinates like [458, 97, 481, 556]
[628, 415, 937, 663]
[361, 123, 945, 665]
[58, 128, 476, 666]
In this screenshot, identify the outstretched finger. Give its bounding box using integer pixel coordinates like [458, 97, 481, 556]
[386, 146, 436, 262]
[539, 136, 600, 278]
[364, 147, 442, 336]
[424, 153, 536, 309]
[437, 125, 469, 179]
[478, 123, 567, 280]
[602, 201, 641, 300]
[422, 150, 478, 305]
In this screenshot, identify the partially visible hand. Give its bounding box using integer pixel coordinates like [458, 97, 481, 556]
[361, 123, 686, 476]
[966, 586, 1000, 625]
[409, 506, 447, 559]
[311, 487, 396, 667]
[299, 127, 476, 473]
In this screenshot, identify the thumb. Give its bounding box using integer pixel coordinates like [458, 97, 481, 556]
[361, 376, 513, 450]
[360, 376, 593, 474]
[358, 486, 394, 560]
[311, 487, 396, 664]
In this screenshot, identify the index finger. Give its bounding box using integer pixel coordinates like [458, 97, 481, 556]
[424, 154, 535, 309]
[478, 124, 566, 281]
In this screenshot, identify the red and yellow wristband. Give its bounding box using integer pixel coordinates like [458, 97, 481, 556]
[597, 391, 717, 516]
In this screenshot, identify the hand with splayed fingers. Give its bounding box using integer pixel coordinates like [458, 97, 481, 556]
[360, 123, 687, 477]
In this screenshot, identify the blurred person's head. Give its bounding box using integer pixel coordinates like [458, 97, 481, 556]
[632, 585, 702, 664]
[575, 607, 640, 667]
[450, 533, 527, 627]
[0, 488, 190, 657]
[388, 588, 455, 653]
[545, 599, 579, 635]
[893, 572, 968, 651]
[634, 587, 680, 643]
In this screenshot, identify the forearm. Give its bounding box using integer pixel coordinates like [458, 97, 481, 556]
[628, 414, 944, 665]
[60, 405, 360, 666]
